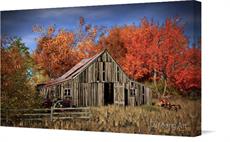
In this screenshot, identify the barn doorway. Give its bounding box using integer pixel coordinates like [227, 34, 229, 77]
[124, 88, 128, 106]
[104, 83, 114, 105]
[142, 95, 145, 105]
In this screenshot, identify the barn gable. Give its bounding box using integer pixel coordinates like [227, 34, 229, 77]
[46, 49, 130, 85]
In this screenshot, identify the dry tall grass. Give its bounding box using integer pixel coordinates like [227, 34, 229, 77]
[7, 98, 201, 136]
[89, 98, 201, 136]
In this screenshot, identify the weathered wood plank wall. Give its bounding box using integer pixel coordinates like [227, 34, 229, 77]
[44, 51, 151, 107]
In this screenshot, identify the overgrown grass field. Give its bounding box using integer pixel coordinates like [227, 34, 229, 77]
[10, 97, 201, 136]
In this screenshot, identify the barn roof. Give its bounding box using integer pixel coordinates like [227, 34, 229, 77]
[45, 50, 105, 86]
[45, 49, 148, 88]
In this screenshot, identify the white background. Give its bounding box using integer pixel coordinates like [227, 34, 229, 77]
[1, 0, 230, 141]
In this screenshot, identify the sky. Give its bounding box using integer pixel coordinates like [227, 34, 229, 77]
[1, 1, 201, 52]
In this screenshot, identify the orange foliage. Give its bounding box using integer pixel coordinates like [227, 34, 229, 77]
[33, 17, 201, 94]
[33, 29, 81, 78]
[99, 17, 201, 94]
[173, 47, 201, 93]
[33, 17, 104, 79]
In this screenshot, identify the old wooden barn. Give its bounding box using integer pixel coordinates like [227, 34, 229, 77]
[40, 49, 151, 107]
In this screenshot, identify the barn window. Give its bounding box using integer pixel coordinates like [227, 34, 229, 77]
[64, 88, 71, 97]
[131, 82, 134, 87]
[130, 89, 135, 96]
[130, 82, 135, 96]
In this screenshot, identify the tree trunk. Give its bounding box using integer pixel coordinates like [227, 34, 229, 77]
[162, 79, 167, 97]
[153, 69, 161, 98]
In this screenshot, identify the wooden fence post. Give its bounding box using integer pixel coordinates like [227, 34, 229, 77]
[50, 106, 53, 122]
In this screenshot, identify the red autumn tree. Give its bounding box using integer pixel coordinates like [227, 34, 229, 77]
[98, 27, 129, 63]
[121, 18, 160, 80]
[173, 47, 201, 95]
[99, 17, 201, 95]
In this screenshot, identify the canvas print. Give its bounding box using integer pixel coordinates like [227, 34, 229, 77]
[0, 0, 201, 136]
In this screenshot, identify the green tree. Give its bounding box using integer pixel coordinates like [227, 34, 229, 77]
[1, 37, 42, 109]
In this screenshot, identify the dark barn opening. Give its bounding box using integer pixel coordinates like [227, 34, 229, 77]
[104, 83, 114, 105]
[142, 95, 145, 105]
[124, 88, 128, 106]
